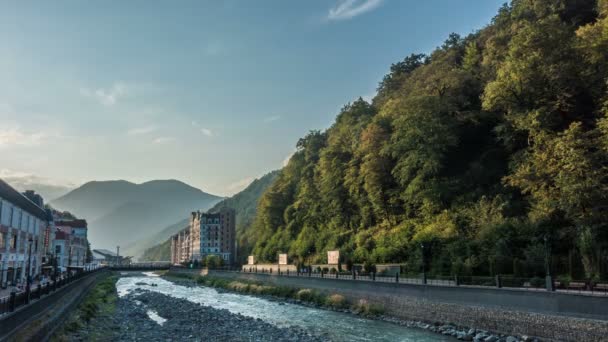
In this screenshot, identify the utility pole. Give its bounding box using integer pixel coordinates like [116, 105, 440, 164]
[544, 234, 555, 291]
[25, 238, 33, 304]
[68, 245, 73, 278]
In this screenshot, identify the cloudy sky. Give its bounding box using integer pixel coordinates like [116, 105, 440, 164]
[0, 0, 504, 197]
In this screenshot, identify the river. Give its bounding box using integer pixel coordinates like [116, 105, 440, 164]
[115, 272, 451, 342]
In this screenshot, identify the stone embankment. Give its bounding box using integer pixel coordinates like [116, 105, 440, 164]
[199, 270, 608, 342]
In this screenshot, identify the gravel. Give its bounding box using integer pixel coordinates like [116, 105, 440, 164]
[111, 289, 324, 341]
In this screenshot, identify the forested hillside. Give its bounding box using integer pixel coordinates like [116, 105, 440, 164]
[247, 0, 608, 280]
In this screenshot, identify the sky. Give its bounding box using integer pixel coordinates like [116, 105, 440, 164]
[0, 0, 505, 197]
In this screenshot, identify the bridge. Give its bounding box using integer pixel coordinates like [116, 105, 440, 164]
[109, 262, 172, 271]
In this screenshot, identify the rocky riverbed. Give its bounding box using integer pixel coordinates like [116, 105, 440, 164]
[114, 289, 324, 341]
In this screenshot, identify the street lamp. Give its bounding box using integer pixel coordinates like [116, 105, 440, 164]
[25, 238, 33, 304]
[420, 242, 427, 285]
[544, 234, 554, 291]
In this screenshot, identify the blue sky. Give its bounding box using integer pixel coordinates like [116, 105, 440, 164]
[0, 0, 505, 197]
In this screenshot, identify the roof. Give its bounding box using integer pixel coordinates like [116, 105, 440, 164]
[0, 179, 47, 221]
[93, 249, 118, 257]
[92, 251, 106, 259]
[55, 219, 88, 228]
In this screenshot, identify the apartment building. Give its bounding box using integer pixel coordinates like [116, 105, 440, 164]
[170, 207, 236, 265]
[191, 207, 236, 264]
[170, 227, 190, 264]
[0, 180, 47, 287]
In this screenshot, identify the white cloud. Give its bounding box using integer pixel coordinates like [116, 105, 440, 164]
[327, 0, 383, 21]
[0, 169, 73, 187]
[0, 169, 75, 200]
[226, 176, 255, 194]
[0, 127, 47, 148]
[80, 82, 128, 106]
[200, 128, 213, 137]
[153, 137, 175, 144]
[263, 115, 281, 123]
[127, 125, 157, 135]
[192, 121, 214, 137]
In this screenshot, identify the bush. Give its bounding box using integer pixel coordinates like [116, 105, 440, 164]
[296, 289, 315, 302]
[346, 259, 353, 271]
[530, 276, 545, 288]
[557, 274, 571, 288]
[325, 294, 347, 308]
[322, 267, 329, 273]
[330, 267, 337, 274]
[354, 298, 385, 316]
[363, 261, 376, 274]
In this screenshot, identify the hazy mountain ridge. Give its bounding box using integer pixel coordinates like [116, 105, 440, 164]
[140, 171, 279, 262]
[51, 179, 223, 250]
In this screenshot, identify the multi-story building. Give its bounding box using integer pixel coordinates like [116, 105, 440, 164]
[170, 207, 236, 265]
[170, 227, 190, 264]
[0, 180, 47, 287]
[191, 207, 236, 264]
[53, 219, 88, 271]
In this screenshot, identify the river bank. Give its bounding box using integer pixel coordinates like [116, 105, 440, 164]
[53, 275, 324, 341]
[163, 274, 522, 342]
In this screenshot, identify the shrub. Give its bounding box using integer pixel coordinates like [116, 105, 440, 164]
[322, 267, 329, 273]
[557, 274, 571, 288]
[296, 289, 315, 301]
[330, 268, 337, 274]
[354, 298, 384, 316]
[530, 276, 544, 288]
[325, 294, 347, 308]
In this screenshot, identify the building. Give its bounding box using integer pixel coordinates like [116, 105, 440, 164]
[92, 249, 131, 266]
[170, 227, 190, 265]
[0, 180, 47, 287]
[52, 219, 89, 272]
[170, 207, 236, 265]
[191, 207, 236, 264]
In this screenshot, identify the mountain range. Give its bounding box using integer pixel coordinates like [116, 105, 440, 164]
[139, 171, 279, 262]
[50, 179, 222, 251]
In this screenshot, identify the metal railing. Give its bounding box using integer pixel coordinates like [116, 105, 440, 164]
[237, 268, 608, 296]
[0, 267, 106, 317]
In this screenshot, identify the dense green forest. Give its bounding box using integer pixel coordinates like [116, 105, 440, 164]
[140, 171, 279, 262]
[246, 0, 608, 280]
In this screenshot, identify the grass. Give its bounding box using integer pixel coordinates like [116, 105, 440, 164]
[165, 271, 385, 317]
[52, 274, 118, 341]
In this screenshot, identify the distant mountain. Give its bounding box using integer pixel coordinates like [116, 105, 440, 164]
[51, 179, 222, 250]
[140, 171, 279, 262]
[4, 179, 73, 202]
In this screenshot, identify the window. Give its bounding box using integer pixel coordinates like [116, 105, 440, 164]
[11, 234, 17, 249]
[0, 233, 3, 248]
[56, 245, 62, 254]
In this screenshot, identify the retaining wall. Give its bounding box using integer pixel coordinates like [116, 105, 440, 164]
[205, 270, 608, 341]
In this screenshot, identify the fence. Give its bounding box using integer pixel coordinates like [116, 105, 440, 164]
[0, 267, 105, 317]
[239, 267, 608, 296]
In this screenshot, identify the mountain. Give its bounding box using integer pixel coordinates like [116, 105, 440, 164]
[51, 179, 222, 250]
[244, 0, 608, 281]
[1, 177, 73, 202]
[140, 171, 279, 262]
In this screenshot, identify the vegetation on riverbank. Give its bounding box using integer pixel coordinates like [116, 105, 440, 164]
[52, 275, 118, 341]
[166, 273, 385, 316]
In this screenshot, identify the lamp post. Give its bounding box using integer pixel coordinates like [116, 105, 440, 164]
[68, 246, 73, 278]
[544, 234, 554, 291]
[420, 242, 427, 285]
[25, 238, 33, 304]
